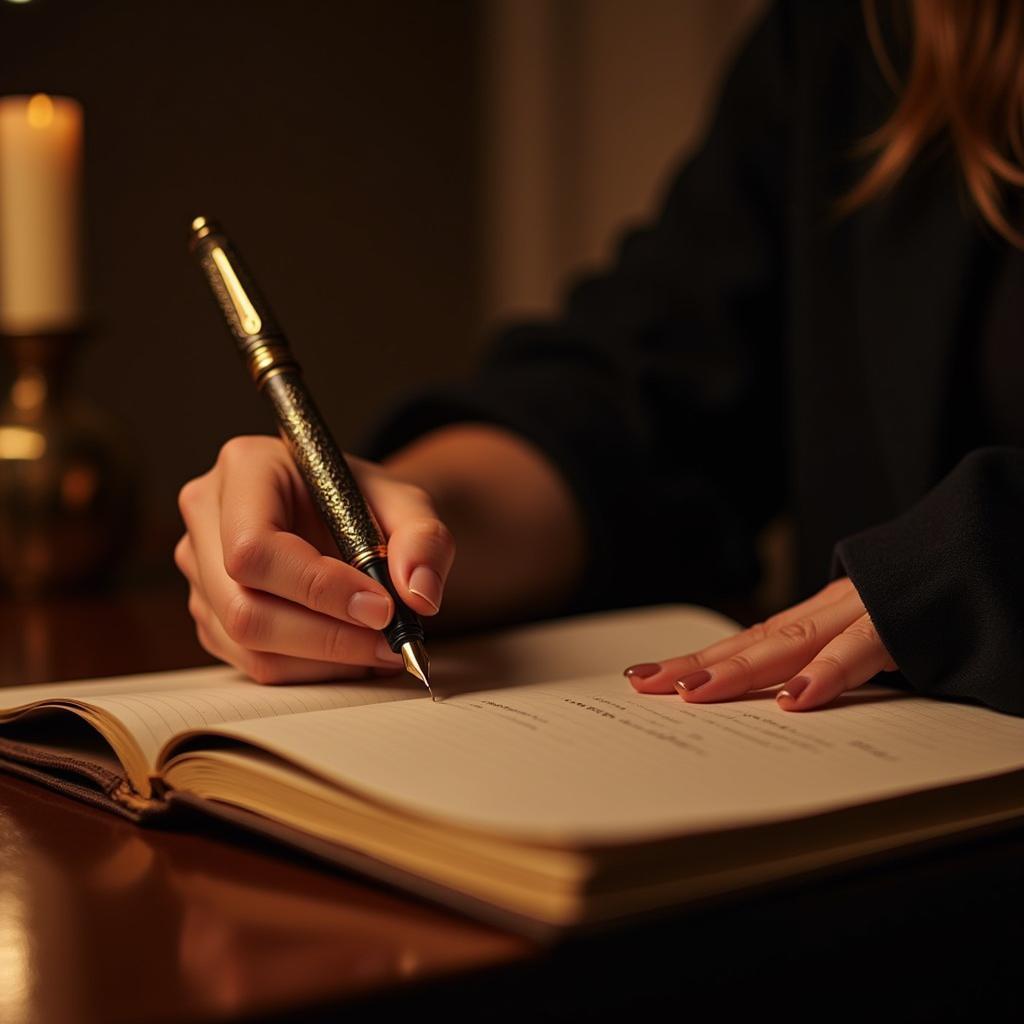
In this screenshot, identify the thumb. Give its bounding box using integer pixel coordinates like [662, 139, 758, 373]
[369, 481, 456, 616]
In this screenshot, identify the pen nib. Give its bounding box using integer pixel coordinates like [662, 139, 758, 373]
[401, 639, 435, 701]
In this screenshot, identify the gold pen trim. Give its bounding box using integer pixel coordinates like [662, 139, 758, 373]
[351, 545, 388, 570]
[211, 246, 263, 336]
[248, 343, 296, 386]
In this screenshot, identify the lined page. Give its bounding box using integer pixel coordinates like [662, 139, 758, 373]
[1, 604, 738, 718]
[182, 674, 1024, 845]
[0, 665, 244, 714]
[82, 680, 422, 772]
[0, 666, 421, 773]
[2, 603, 740, 777]
[427, 603, 739, 695]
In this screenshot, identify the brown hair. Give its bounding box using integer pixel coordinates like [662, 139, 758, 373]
[842, 0, 1024, 246]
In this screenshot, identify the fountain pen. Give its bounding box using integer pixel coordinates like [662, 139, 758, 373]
[188, 216, 433, 699]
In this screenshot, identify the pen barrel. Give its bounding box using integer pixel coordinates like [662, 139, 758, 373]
[190, 216, 425, 653]
[263, 373, 425, 650]
[263, 372, 385, 565]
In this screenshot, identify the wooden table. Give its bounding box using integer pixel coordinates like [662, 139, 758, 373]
[0, 586, 1022, 1023]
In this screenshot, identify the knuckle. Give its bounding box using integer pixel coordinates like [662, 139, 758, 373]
[196, 623, 227, 665]
[845, 618, 880, 644]
[777, 618, 817, 646]
[744, 621, 771, 643]
[195, 623, 215, 656]
[401, 481, 433, 507]
[223, 532, 265, 584]
[722, 652, 755, 676]
[177, 477, 205, 519]
[409, 515, 456, 556]
[322, 620, 354, 663]
[410, 514, 448, 540]
[434, 521, 456, 559]
[299, 560, 334, 613]
[223, 591, 259, 645]
[245, 654, 284, 685]
[217, 435, 263, 467]
[196, 626, 221, 659]
[671, 653, 705, 673]
[815, 650, 847, 676]
[173, 536, 189, 573]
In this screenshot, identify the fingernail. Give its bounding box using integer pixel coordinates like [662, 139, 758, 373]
[408, 565, 442, 612]
[778, 676, 811, 702]
[675, 669, 711, 692]
[375, 636, 405, 665]
[348, 591, 392, 630]
[623, 662, 661, 680]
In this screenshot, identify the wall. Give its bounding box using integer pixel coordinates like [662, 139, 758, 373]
[0, 0, 482, 582]
[0, 0, 777, 598]
[481, 0, 765, 321]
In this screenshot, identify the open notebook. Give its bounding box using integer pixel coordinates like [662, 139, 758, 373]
[2, 603, 1024, 939]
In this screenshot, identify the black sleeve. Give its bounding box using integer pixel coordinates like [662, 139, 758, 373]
[833, 446, 1024, 717]
[355, 2, 795, 618]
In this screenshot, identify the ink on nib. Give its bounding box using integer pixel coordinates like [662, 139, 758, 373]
[401, 639, 435, 701]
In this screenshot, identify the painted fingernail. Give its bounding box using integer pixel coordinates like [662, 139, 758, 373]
[375, 636, 405, 665]
[623, 662, 661, 680]
[675, 669, 711, 692]
[408, 565, 442, 612]
[778, 676, 811, 702]
[348, 591, 392, 630]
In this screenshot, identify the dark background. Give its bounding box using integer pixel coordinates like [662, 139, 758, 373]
[0, 0, 482, 582]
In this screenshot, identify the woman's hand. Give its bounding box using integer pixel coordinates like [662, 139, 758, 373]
[623, 576, 898, 711]
[174, 435, 455, 684]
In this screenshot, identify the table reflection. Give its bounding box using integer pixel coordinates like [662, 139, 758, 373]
[0, 774, 528, 1024]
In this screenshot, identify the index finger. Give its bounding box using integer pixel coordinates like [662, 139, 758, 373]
[216, 446, 395, 627]
[625, 577, 855, 694]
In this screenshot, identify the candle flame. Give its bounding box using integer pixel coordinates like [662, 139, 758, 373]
[26, 94, 54, 130]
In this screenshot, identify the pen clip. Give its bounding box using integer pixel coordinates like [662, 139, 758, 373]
[210, 245, 262, 336]
[189, 216, 281, 346]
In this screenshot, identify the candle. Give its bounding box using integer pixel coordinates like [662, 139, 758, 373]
[0, 94, 83, 335]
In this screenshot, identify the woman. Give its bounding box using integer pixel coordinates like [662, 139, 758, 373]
[174, 0, 1024, 717]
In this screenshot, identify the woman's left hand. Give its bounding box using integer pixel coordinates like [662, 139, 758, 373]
[623, 576, 898, 711]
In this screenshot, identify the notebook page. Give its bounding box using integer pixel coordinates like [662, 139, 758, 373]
[0, 665, 421, 772]
[81, 679, 422, 773]
[0, 665, 242, 713]
[1, 604, 740, 783]
[427, 603, 739, 694]
[182, 674, 1024, 845]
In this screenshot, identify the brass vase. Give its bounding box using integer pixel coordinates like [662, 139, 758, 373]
[0, 331, 136, 597]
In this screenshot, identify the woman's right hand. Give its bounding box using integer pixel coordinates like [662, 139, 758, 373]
[174, 435, 455, 684]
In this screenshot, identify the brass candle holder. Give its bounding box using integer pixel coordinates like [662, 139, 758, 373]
[0, 330, 136, 597]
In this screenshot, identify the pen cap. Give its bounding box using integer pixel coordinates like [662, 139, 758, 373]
[189, 217, 291, 380]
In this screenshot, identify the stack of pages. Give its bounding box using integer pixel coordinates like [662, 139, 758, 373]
[1, 603, 1022, 938]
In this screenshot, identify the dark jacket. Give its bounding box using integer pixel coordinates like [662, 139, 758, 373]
[357, 1, 1024, 718]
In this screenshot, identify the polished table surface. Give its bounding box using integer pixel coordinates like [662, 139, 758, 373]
[0, 585, 1022, 1024]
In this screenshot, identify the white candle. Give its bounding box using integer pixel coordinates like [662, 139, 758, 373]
[0, 94, 83, 335]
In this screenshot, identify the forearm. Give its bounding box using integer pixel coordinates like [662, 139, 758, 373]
[381, 422, 587, 634]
